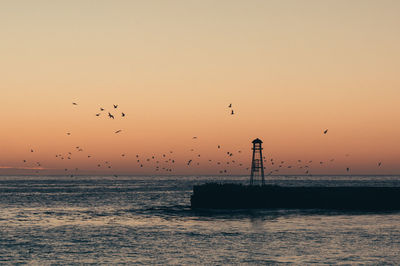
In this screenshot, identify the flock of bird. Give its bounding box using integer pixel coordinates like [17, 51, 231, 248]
[19, 102, 383, 177]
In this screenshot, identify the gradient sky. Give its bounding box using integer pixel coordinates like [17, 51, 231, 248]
[1, 0, 399, 175]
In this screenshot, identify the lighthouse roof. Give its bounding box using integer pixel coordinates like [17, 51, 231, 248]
[252, 138, 263, 144]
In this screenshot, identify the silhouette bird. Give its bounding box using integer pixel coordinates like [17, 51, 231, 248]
[228, 103, 232, 108]
[30, 149, 34, 153]
[100, 108, 104, 111]
[66, 132, 71, 136]
[192, 137, 197, 139]
[95, 113, 100, 116]
[378, 162, 382, 167]
[122, 112, 125, 117]
[346, 167, 350, 172]
[324, 129, 328, 134]
[231, 110, 234, 115]
[23, 160, 26, 163]
[217, 145, 220, 149]
[108, 113, 114, 119]
[72, 102, 77, 105]
[115, 130, 122, 134]
[113, 104, 118, 109]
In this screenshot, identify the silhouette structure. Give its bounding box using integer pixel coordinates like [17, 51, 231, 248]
[190, 138, 400, 210]
[191, 183, 400, 210]
[250, 138, 265, 185]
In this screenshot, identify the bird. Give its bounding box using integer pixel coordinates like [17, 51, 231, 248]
[217, 145, 220, 149]
[192, 137, 197, 139]
[66, 132, 71, 135]
[115, 130, 122, 134]
[72, 102, 78, 105]
[113, 104, 118, 109]
[122, 112, 126, 117]
[30, 149, 34, 153]
[108, 113, 114, 119]
[228, 103, 232, 108]
[100, 107, 104, 111]
[231, 110, 234, 115]
[324, 129, 328, 134]
[346, 167, 350, 172]
[95, 113, 100, 116]
[378, 162, 382, 167]
[23, 160, 26, 163]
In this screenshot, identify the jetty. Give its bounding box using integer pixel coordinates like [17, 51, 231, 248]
[191, 183, 400, 210]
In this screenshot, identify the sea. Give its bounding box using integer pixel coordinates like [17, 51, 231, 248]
[1, 175, 400, 264]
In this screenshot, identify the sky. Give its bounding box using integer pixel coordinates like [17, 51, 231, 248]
[0, 0, 399, 175]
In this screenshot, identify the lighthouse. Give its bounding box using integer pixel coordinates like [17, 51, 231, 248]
[250, 138, 265, 185]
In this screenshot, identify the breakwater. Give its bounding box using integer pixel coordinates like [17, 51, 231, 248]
[191, 183, 400, 210]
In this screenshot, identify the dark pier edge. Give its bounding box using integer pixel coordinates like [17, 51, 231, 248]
[190, 183, 400, 210]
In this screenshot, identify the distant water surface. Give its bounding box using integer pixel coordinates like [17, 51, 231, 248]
[0, 175, 399, 264]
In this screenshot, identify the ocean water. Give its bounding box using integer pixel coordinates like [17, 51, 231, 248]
[1, 175, 400, 264]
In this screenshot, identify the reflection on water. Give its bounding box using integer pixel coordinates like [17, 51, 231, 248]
[0, 175, 400, 264]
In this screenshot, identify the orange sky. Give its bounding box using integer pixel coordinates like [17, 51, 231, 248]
[1, 0, 399, 175]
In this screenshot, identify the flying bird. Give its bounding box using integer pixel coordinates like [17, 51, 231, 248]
[30, 149, 34, 153]
[228, 103, 232, 108]
[72, 102, 78, 105]
[115, 130, 122, 134]
[122, 112, 126, 117]
[192, 137, 197, 139]
[378, 162, 382, 167]
[346, 167, 350, 172]
[323, 129, 328, 134]
[100, 107, 104, 111]
[113, 104, 118, 109]
[108, 113, 114, 119]
[95, 113, 100, 116]
[66, 132, 71, 135]
[231, 110, 234, 115]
